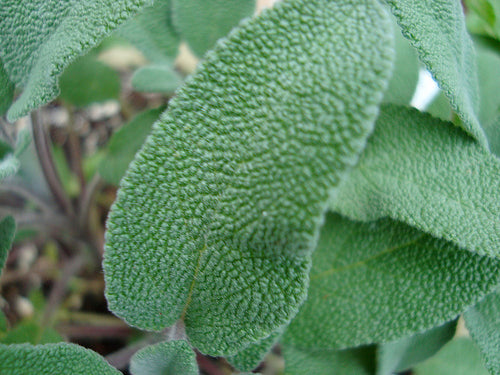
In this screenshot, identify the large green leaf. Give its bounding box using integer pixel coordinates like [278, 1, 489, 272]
[0, 60, 14, 116]
[129, 340, 198, 375]
[104, 0, 394, 356]
[0, 0, 151, 121]
[384, 0, 486, 146]
[119, 0, 179, 62]
[413, 338, 489, 375]
[331, 105, 500, 258]
[0, 343, 120, 375]
[0, 216, 15, 274]
[171, 0, 256, 57]
[284, 213, 500, 350]
[464, 289, 500, 374]
[377, 320, 457, 375]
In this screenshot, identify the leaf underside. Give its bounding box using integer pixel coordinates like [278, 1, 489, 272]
[104, 0, 394, 356]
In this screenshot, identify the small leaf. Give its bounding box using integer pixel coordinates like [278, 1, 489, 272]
[0, 343, 120, 375]
[59, 55, 120, 108]
[0, 0, 152, 121]
[98, 107, 163, 185]
[0, 59, 14, 116]
[129, 340, 198, 375]
[104, 0, 395, 356]
[464, 289, 500, 374]
[131, 64, 182, 94]
[282, 343, 376, 375]
[377, 320, 457, 375]
[171, 0, 256, 57]
[119, 0, 180, 62]
[384, 0, 487, 146]
[284, 213, 500, 349]
[0, 154, 20, 181]
[331, 105, 500, 258]
[0, 216, 15, 274]
[466, 0, 496, 27]
[413, 338, 489, 375]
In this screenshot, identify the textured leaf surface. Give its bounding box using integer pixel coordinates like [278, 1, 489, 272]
[0, 216, 15, 274]
[331, 105, 500, 258]
[377, 320, 457, 375]
[464, 289, 500, 374]
[59, 55, 120, 107]
[0, 343, 120, 375]
[283, 343, 375, 375]
[384, 0, 486, 145]
[119, 0, 179, 62]
[0, 60, 14, 116]
[0, 0, 151, 121]
[413, 338, 489, 375]
[284, 213, 500, 349]
[104, 0, 394, 356]
[98, 107, 163, 185]
[172, 0, 256, 57]
[129, 340, 198, 375]
[131, 64, 182, 93]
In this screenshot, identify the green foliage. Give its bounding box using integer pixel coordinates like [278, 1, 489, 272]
[465, 289, 500, 373]
[384, 0, 486, 146]
[0, 60, 14, 116]
[104, 0, 394, 356]
[131, 64, 182, 94]
[377, 320, 457, 374]
[129, 340, 198, 375]
[0, 216, 15, 272]
[0, 0, 152, 121]
[466, 0, 500, 41]
[0, 155, 20, 181]
[331, 105, 500, 258]
[59, 55, 121, 107]
[98, 107, 164, 185]
[171, 0, 255, 57]
[413, 338, 489, 375]
[0, 321, 62, 345]
[0, 343, 121, 375]
[284, 213, 500, 349]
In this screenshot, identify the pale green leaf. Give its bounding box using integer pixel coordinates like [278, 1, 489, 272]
[413, 338, 489, 375]
[466, 0, 496, 27]
[464, 289, 500, 374]
[0, 154, 20, 181]
[377, 320, 457, 375]
[171, 0, 256, 57]
[0, 343, 120, 375]
[0, 0, 152, 121]
[129, 340, 198, 375]
[59, 55, 120, 107]
[0, 59, 14, 116]
[284, 213, 500, 349]
[331, 105, 500, 258]
[426, 91, 452, 121]
[98, 107, 163, 185]
[0, 216, 15, 274]
[104, 0, 394, 356]
[488, 111, 500, 156]
[282, 343, 376, 375]
[119, 0, 180, 62]
[131, 64, 182, 94]
[466, 0, 500, 40]
[384, 0, 486, 146]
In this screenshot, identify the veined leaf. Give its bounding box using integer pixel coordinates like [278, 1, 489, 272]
[377, 320, 457, 375]
[464, 289, 500, 374]
[331, 105, 500, 258]
[284, 213, 500, 349]
[131, 64, 182, 94]
[0, 0, 152, 121]
[104, 0, 394, 356]
[171, 0, 256, 57]
[413, 338, 489, 375]
[0, 343, 120, 375]
[119, 0, 180, 62]
[0, 216, 16, 273]
[129, 340, 198, 375]
[0, 59, 14, 116]
[384, 0, 486, 146]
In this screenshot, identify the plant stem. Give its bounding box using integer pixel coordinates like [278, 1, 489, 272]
[30, 111, 75, 218]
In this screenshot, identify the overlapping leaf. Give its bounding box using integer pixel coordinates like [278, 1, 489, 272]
[131, 64, 182, 94]
[0, 343, 120, 375]
[130, 340, 198, 375]
[331, 105, 500, 258]
[104, 0, 394, 356]
[384, 0, 486, 146]
[284, 213, 500, 350]
[0, 0, 152, 121]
